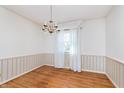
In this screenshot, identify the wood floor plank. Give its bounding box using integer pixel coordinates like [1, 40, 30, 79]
[0, 65, 114, 88]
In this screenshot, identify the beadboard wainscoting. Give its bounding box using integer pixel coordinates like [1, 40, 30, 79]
[42, 53, 54, 66]
[81, 55, 106, 73]
[0, 54, 44, 85]
[106, 57, 124, 88]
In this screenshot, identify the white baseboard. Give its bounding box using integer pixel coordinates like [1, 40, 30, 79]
[0, 65, 43, 85]
[44, 64, 54, 67]
[106, 73, 118, 88]
[82, 69, 105, 74]
[44, 64, 70, 69]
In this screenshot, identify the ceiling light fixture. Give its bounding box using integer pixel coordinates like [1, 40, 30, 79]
[42, 5, 60, 34]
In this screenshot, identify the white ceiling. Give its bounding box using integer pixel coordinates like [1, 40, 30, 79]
[4, 5, 112, 25]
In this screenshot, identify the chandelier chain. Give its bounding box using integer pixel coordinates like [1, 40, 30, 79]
[50, 5, 52, 20]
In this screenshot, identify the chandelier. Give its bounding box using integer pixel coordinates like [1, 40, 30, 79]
[42, 5, 60, 34]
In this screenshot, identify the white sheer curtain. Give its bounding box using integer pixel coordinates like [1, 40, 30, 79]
[54, 31, 65, 68]
[69, 28, 81, 72]
[54, 20, 82, 71]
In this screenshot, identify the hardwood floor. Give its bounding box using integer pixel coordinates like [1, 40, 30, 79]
[0, 65, 114, 88]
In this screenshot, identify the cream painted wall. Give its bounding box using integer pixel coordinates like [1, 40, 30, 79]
[0, 7, 44, 59]
[106, 6, 124, 63]
[81, 18, 106, 56]
[41, 32, 55, 53]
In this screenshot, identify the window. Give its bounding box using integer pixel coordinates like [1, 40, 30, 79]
[64, 32, 71, 53]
